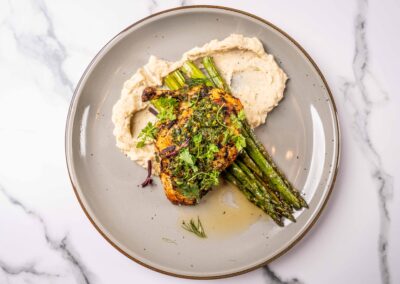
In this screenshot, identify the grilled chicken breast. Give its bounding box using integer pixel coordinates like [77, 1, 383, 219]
[142, 85, 244, 205]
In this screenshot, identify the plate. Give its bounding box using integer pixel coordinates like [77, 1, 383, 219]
[65, 6, 340, 279]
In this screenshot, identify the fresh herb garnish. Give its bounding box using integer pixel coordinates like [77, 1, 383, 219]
[205, 144, 219, 160]
[222, 128, 232, 145]
[157, 108, 176, 122]
[193, 133, 203, 144]
[153, 97, 178, 123]
[181, 217, 207, 238]
[192, 133, 203, 157]
[233, 134, 246, 152]
[179, 148, 198, 172]
[237, 109, 246, 121]
[136, 122, 158, 148]
[230, 113, 243, 129]
[201, 170, 219, 188]
[161, 90, 243, 200]
[154, 96, 179, 109]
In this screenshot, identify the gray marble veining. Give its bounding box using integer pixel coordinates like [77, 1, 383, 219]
[263, 266, 302, 284]
[0, 260, 61, 280]
[148, 0, 158, 14]
[341, 0, 393, 283]
[5, 0, 73, 99]
[0, 0, 398, 283]
[0, 185, 93, 284]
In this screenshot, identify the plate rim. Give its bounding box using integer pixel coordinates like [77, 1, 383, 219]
[65, 5, 341, 279]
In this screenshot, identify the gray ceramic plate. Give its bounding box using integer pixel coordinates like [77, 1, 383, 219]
[66, 6, 340, 279]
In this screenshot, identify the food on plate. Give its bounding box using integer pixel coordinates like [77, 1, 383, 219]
[112, 34, 308, 226]
[112, 34, 287, 174]
[141, 84, 243, 205]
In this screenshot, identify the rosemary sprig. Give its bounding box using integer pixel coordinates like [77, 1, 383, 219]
[181, 216, 207, 238]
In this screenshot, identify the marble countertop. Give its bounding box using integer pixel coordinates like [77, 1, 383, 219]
[0, 0, 399, 283]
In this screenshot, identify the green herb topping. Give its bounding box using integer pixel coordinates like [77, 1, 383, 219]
[136, 122, 158, 148]
[181, 216, 207, 238]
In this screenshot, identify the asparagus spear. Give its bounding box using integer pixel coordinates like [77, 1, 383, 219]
[242, 132, 302, 209]
[223, 171, 283, 226]
[202, 57, 306, 210]
[228, 162, 297, 224]
[242, 121, 308, 208]
[240, 151, 263, 178]
[202, 56, 230, 92]
[235, 160, 295, 222]
[180, 61, 214, 87]
[235, 160, 273, 202]
[164, 73, 181, 90]
[164, 59, 306, 222]
[203, 57, 308, 209]
[164, 66, 291, 224]
[179, 60, 302, 206]
[239, 151, 289, 210]
[241, 125, 305, 210]
[172, 69, 186, 87]
[226, 167, 294, 225]
[229, 162, 267, 204]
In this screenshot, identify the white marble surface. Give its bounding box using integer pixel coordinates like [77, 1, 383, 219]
[0, 0, 399, 283]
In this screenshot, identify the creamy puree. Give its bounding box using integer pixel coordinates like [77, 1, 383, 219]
[112, 34, 287, 174]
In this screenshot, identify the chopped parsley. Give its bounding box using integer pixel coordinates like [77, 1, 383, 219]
[237, 109, 246, 121]
[193, 133, 202, 144]
[233, 134, 246, 152]
[142, 86, 249, 202]
[179, 148, 198, 172]
[230, 113, 243, 129]
[136, 122, 158, 148]
[205, 144, 219, 160]
[153, 97, 178, 123]
[157, 108, 176, 122]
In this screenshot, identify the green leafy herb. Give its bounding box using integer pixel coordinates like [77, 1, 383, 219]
[193, 133, 203, 145]
[157, 108, 176, 122]
[193, 133, 203, 157]
[136, 122, 158, 148]
[222, 128, 232, 145]
[181, 217, 207, 238]
[205, 144, 219, 160]
[179, 148, 198, 172]
[237, 109, 246, 121]
[155, 96, 178, 109]
[230, 113, 243, 130]
[177, 183, 201, 201]
[201, 170, 219, 188]
[153, 97, 178, 122]
[233, 134, 246, 152]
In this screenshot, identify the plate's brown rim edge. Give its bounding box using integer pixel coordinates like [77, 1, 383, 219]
[65, 5, 341, 280]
